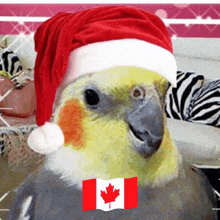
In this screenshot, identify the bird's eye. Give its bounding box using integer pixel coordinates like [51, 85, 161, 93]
[130, 86, 145, 100]
[84, 89, 100, 106]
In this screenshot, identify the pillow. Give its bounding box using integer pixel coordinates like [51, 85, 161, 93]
[165, 71, 204, 120]
[0, 76, 36, 118]
[166, 118, 220, 167]
[187, 79, 220, 128]
[0, 48, 23, 76]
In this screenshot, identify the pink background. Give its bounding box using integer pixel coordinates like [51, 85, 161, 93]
[0, 4, 220, 37]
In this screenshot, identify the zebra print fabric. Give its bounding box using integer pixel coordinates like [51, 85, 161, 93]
[187, 80, 220, 127]
[165, 71, 204, 120]
[165, 71, 220, 128]
[0, 48, 23, 77]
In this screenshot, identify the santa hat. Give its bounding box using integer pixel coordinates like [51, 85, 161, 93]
[28, 6, 177, 154]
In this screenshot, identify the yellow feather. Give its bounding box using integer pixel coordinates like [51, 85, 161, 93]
[55, 66, 180, 187]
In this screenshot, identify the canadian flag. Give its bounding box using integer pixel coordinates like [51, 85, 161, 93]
[82, 177, 138, 211]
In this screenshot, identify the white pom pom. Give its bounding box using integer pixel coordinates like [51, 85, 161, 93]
[28, 122, 64, 154]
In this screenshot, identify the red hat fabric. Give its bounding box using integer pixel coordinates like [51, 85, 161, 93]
[28, 6, 177, 154]
[34, 5, 173, 126]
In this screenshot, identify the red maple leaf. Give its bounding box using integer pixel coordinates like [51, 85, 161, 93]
[100, 183, 120, 209]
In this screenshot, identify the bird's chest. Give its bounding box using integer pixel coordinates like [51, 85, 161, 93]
[32, 169, 216, 220]
[33, 181, 190, 220]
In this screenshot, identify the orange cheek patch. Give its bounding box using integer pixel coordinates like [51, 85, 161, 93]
[58, 99, 85, 148]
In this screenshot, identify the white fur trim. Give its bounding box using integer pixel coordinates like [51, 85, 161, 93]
[28, 122, 64, 154]
[62, 39, 177, 87]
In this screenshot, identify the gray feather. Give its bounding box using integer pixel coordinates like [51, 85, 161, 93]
[7, 162, 217, 220]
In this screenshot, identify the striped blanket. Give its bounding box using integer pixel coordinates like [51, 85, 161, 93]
[165, 71, 220, 128]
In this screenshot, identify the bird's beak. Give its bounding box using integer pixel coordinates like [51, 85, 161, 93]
[126, 86, 164, 158]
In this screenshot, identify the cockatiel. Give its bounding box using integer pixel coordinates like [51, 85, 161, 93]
[7, 66, 217, 220]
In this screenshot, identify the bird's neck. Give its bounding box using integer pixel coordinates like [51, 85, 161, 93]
[44, 126, 181, 189]
[142, 127, 182, 187]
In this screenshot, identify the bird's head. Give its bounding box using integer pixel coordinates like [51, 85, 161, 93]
[45, 66, 181, 188]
